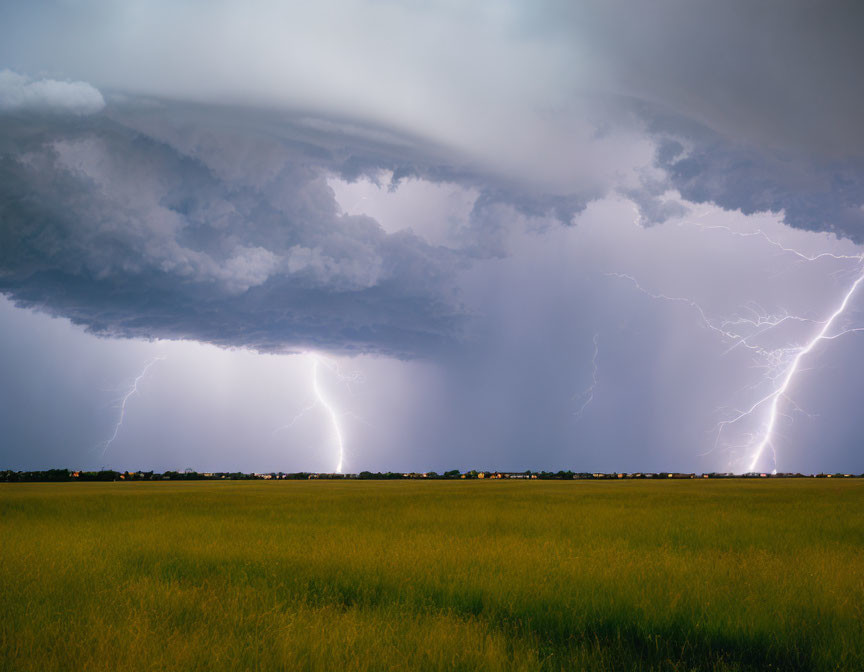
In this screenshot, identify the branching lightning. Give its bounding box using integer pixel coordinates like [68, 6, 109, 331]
[611, 221, 864, 472]
[99, 356, 165, 457]
[686, 222, 864, 264]
[742, 271, 864, 471]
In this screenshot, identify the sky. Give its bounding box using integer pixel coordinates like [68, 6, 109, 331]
[2, 0, 864, 474]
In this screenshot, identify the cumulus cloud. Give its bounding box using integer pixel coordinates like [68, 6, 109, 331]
[0, 100, 471, 357]
[0, 69, 660, 357]
[0, 69, 104, 115]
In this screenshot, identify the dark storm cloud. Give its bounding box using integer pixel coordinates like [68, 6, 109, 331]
[654, 124, 864, 241]
[0, 92, 607, 357]
[549, 0, 864, 239]
[0, 102, 468, 357]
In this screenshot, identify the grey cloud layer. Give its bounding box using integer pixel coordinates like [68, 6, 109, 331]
[0, 80, 645, 357]
[0, 104, 470, 356]
[557, 0, 864, 238]
[552, 0, 864, 158]
[3, 0, 864, 358]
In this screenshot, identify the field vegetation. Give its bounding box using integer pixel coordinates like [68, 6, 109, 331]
[2, 480, 863, 671]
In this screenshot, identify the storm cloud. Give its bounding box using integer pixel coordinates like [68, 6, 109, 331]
[0, 100, 472, 356]
[2, 1, 864, 473]
[0, 78, 655, 357]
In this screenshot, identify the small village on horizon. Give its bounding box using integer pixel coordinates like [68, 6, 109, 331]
[2, 468, 862, 482]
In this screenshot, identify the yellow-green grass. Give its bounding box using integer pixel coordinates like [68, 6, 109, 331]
[2, 480, 863, 671]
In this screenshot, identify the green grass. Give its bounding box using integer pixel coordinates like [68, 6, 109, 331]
[2, 480, 863, 671]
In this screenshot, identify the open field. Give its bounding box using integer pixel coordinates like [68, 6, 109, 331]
[2, 480, 863, 671]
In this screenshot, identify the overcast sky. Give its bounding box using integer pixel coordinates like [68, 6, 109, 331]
[2, 0, 864, 474]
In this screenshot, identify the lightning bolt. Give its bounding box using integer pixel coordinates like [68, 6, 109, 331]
[311, 354, 346, 474]
[684, 222, 864, 264]
[575, 333, 600, 419]
[743, 270, 864, 471]
[279, 354, 350, 473]
[610, 220, 864, 472]
[100, 356, 165, 457]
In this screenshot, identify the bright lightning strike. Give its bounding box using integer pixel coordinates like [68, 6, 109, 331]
[611, 222, 864, 472]
[100, 357, 165, 457]
[310, 354, 346, 474]
[280, 354, 351, 473]
[744, 271, 864, 471]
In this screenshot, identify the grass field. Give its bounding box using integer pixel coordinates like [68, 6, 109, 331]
[2, 480, 863, 671]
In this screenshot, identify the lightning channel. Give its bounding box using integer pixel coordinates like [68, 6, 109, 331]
[612, 218, 864, 472]
[575, 333, 600, 419]
[686, 222, 864, 263]
[310, 354, 346, 474]
[745, 270, 864, 471]
[100, 356, 165, 457]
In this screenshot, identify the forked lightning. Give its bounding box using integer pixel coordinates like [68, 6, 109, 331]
[612, 222, 864, 472]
